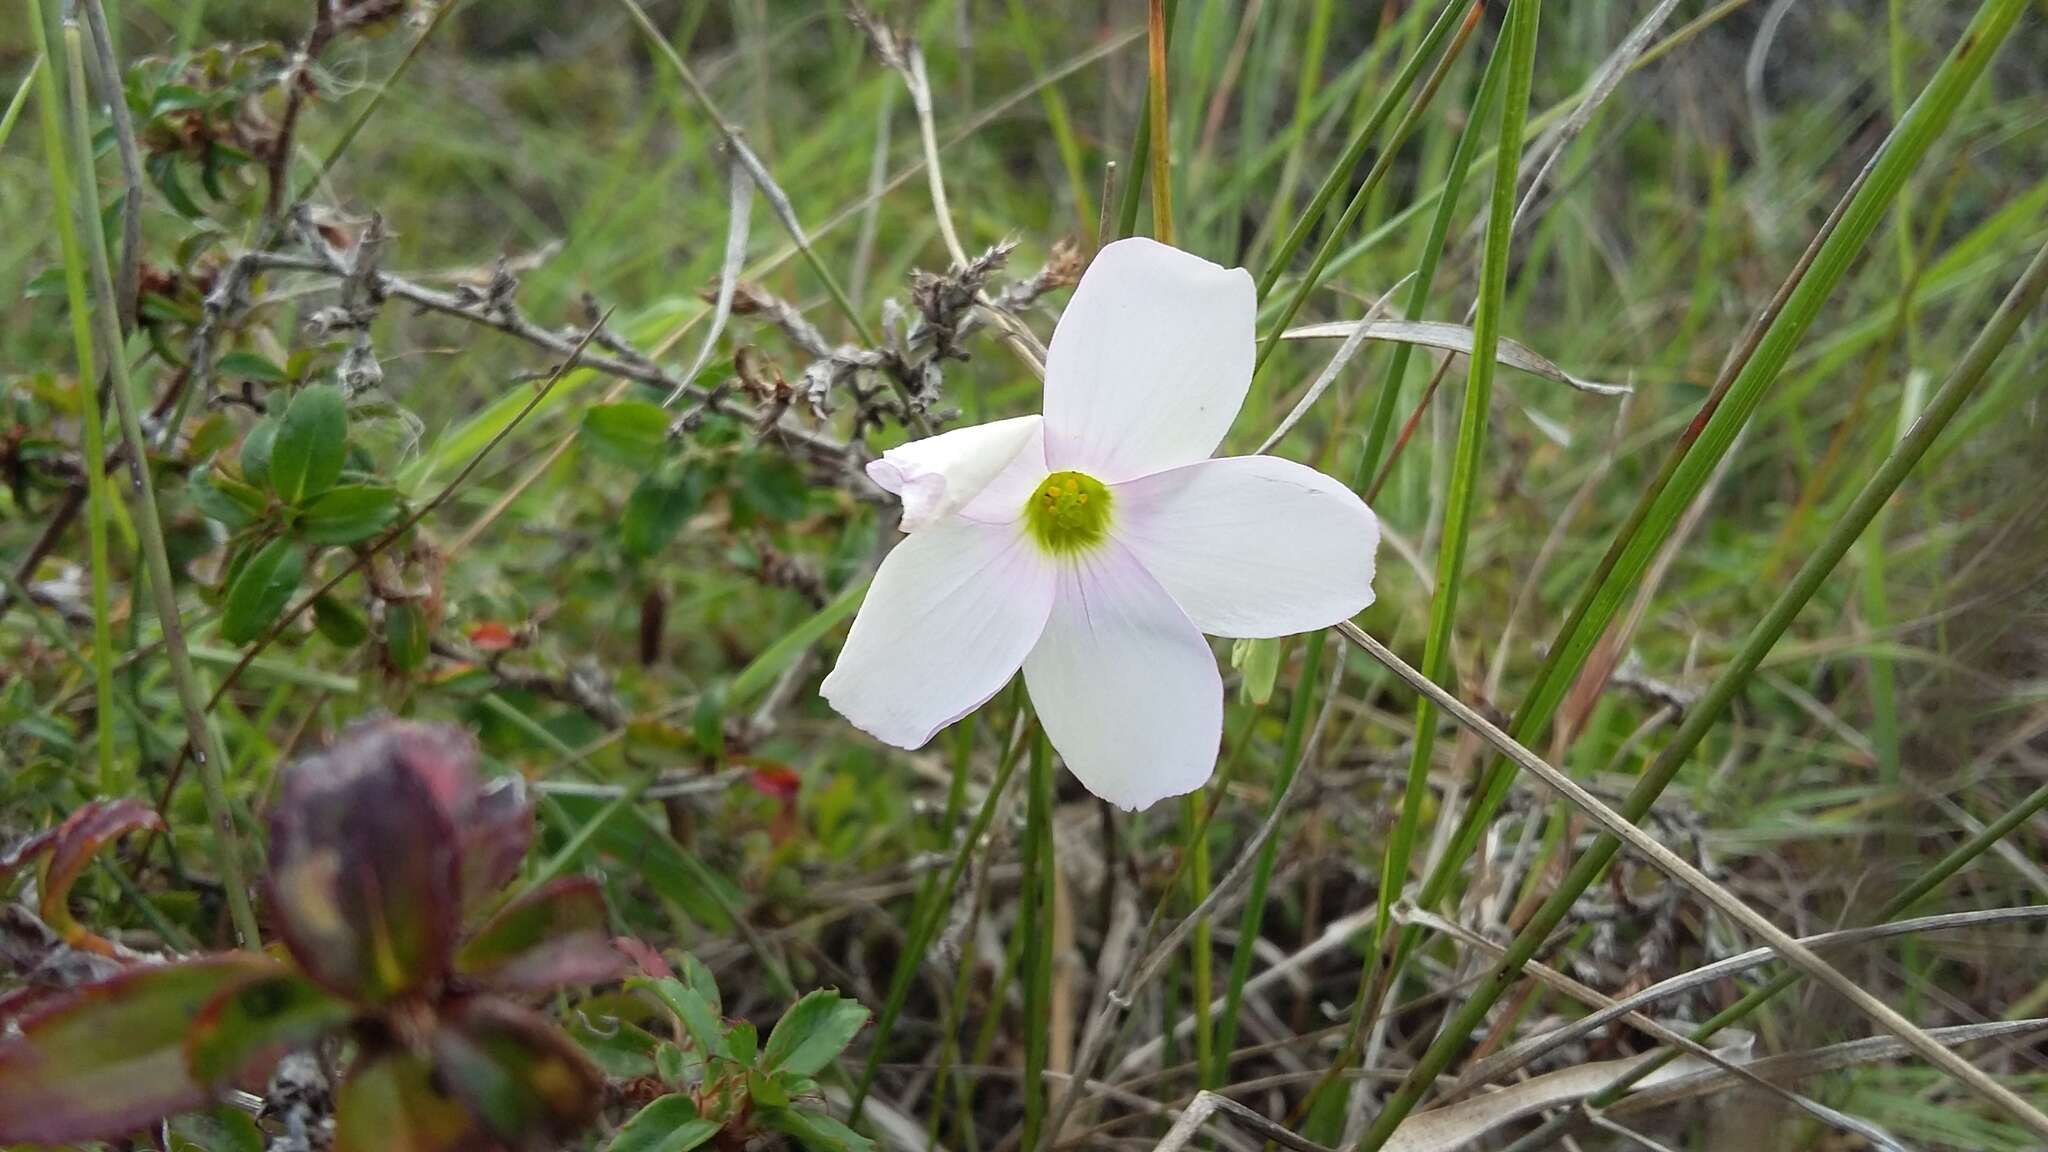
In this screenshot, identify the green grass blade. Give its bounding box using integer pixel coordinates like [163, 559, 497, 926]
[1252, 0, 1464, 303]
[1212, 629, 1325, 1066]
[1357, 211, 2048, 1152]
[1419, 0, 2029, 923]
[1252, 1, 1481, 377]
[22, 18, 115, 792]
[53, 16, 261, 946]
[1019, 730, 1056, 1152]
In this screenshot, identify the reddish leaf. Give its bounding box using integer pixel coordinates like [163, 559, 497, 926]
[613, 935, 675, 981]
[746, 761, 802, 801]
[746, 761, 802, 845]
[0, 801, 166, 956]
[0, 954, 279, 1144]
[266, 721, 462, 1004]
[366, 721, 537, 912]
[456, 877, 626, 993]
[335, 1050, 489, 1152]
[458, 777, 534, 915]
[0, 827, 58, 878]
[186, 969, 354, 1087]
[466, 621, 518, 652]
[429, 997, 604, 1149]
[42, 800, 166, 954]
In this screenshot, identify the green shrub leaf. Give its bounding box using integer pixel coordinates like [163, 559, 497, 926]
[608, 1095, 722, 1152]
[297, 483, 401, 545]
[762, 989, 869, 1077]
[220, 537, 303, 645]
[582, 401, 670, 469]
[269, 384, 348, 503]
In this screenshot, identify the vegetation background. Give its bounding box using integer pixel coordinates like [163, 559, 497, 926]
[2, 0, 2046, 1149]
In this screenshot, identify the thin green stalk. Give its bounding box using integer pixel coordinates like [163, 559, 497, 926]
[1252, 0, 1465, 304]
[23, 15, 116, 793]
[1417, 0, 2025, 929]
[851, 710, 1030, 1117]
[1019, 731, 1056, 1152]
[1183, 789, 1213, 1086]
[1354, 36, 1506, 491]
[1145, 0, 1173, 245]
[1212, 629, 1325, 1066]
[1, 55, 39, 152]
[611, 0, 875, 349]
[1003, 0, 1094, 246]
[1253, 1, 1482, 375]
[1348, 3, 1542, 1141]
[1113, 0, 1177, 240]
[1502, 263, 2048, 1152]
[1245, 0, 1333, 262]
[54, 20, 260, 947]
[293, 0, 463, 207]
[1403, 0, 1540, 957]
[1359, 226, 2048, 1152]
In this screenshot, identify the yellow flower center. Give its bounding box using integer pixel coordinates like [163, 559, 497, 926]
[1024, 470, 1112, 555]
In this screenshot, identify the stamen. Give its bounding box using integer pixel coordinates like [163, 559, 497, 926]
[1023, 470, 1112, 555]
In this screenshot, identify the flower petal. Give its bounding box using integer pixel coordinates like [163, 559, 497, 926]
[821, 517, 1054, 748]
[867, 414, 1044, 530]
[1042, 237, 1256, 481]
[1023, 543, 1222, 810]
[1112, 455, 1378, 637]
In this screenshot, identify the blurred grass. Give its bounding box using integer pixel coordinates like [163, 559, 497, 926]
[4, 1, 2048, 1149]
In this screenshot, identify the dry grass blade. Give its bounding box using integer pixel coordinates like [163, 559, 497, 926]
[1281, 320, 1630, 395]
[1607, 1019, 2048, 1120]
[1257, 274, 1414, 453]
[1456, 904, 2048, 1094]
[1395, 905, 1911, 1151]
[1332, 620, 2048, 1139]
[666, 155, 753, 407]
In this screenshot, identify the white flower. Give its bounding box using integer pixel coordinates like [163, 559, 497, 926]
[822, 238, 1380, 811]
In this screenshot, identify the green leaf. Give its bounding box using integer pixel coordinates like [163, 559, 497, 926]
[385, 600, 430, 671]
[678, 952, 722, 1014]
[582, 401, 670, 469]
[456, 876, 625, 992]
[269, 384, 348, 503]
[147, 151, 205, 219]
[296, 483, 401, 545]
[190, 466, 269, 529]
[149, 84, 212, 116]
[0, 955, 281, 1145]
[185, 971, 353, 1086]
[608, 1095, 722, 1152]
[726, 1020, 757, 1068]
[729, 453, 808, 525]
[762, 990, 869, 1077]
[761, 1107, 875, 1152]
[621, 465, 704, 559]
[312, 593, 370, 647]
[1231, 637, 1283, 706]
[217, 350, 288, 383]
[428, 998, 604, 1149]
[239, 418, 278, 491]
[632, 977, 728, 1060]
[652, 1040, 693, 1085]
[219, 537, 303, 645]
[335, 1051, 483, 1152]
[169, 1105, 265, 1152]
[748, 1066, 789, 1109]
